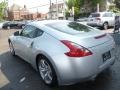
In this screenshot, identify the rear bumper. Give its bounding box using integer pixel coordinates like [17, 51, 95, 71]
[98, 57, 115, 72]
[52, 54, 115, 86]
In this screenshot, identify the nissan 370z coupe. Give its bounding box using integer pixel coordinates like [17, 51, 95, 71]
[8, 20, 115, 86]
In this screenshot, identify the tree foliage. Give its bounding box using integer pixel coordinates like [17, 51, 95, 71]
[0, 1, 7, 20]
[66, 0, 104, 19]
[66, 0, 84, 19]
[66, 0, 84, 9]
[66, 0, 74, 9]
[115, 0, 120, 9]
[91, 0, 104, 6]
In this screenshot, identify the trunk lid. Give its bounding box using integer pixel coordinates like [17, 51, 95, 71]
[74, 30, 113, 48]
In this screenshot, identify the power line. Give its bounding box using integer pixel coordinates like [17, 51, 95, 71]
[29, 4, 50, 9]
[28, 1, 63, 9]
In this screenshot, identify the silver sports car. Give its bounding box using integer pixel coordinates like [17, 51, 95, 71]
[8, 20, 115, 86]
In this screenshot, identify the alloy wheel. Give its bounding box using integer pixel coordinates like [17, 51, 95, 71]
[38, 59, 53, 84]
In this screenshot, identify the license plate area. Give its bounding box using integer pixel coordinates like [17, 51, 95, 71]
[102, 51, 111, 62]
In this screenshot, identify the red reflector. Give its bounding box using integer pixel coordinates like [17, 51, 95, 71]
[94, 34, 106, 39]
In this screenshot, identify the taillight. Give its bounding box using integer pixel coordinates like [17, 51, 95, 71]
[61, 40, 92, 57]
[96, 17, 101, 21]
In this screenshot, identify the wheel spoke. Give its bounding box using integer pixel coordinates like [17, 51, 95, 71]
[41, 60, 47, 69]
[39, 66, 46, 72]
[47, 71, 52, 81]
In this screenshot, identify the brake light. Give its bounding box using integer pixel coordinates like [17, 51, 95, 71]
[94, 34, 106, 39]
[61, 40, 92, 57]
[96, 17, 101, 21]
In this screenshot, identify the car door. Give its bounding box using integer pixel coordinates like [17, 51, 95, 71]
[9, 22, 14, 29]
[16, 25, 37, 63]
[107, 13, 114, 26]
[24, 27, 44, 64]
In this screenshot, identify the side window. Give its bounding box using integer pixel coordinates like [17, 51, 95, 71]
[103, 13, 107, 17]
[107, 13, 112, 17]
[20, 25, 36, 38]
[103, 13, 112, 17]
[35, 28, 44, 37]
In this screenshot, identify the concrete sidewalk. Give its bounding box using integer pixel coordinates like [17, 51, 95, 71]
[102, 29, 114, 34]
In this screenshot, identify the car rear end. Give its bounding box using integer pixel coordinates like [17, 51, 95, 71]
[60, 38, 115, 85]
[87, 13, 103, 27]
[45, 21, 115, 85]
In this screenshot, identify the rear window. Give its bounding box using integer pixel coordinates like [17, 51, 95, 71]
[89, 13, 100, 17]
[46, 21, 93, 35]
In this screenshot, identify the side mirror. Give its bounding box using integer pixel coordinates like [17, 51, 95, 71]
[14, 31, 19, 36]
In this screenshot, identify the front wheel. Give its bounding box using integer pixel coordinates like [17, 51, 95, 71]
[37, 56, 57, 86]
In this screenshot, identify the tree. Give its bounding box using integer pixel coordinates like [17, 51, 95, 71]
[74, 0, 82, 19]
[0, 1, 7, 20]
[66, 0, 74, 10]
[115, 0, 120, 9]
[66, 0, 104, 19]
[91, 0, 104, 12]
[66, 0, 84, 19]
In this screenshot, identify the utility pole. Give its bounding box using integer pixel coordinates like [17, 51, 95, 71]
[63, 0, 66, 20]
[97, 3, 99, 12]
[56, 0, 58, 19]
[37, 8, 38, 20]
[49, 0, 52, 19]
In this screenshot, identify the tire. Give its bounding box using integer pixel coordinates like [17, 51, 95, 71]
[37, 56, 57, 86]
[103, 22, 108, 30]
[9, 41, 15, 56]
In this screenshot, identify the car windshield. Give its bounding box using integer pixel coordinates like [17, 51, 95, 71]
[46, 21, 93, 35]
[89, 13, 100, 17]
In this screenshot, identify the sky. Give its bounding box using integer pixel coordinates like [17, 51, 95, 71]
[0, 0, 63, 13]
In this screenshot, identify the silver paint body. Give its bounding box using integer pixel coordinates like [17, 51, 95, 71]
[9, 20, 115, 85]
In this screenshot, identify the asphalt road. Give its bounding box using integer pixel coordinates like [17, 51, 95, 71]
[0, 29, 120, 90]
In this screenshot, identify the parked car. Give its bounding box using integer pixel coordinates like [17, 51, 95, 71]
[17, 20, 34, 29]
[8, 20, 115, 86]
[87, 12, 115, 30]
[2, 21, 19, 29]
[0, 22, 5, 29]
[17, 21, 26, 29]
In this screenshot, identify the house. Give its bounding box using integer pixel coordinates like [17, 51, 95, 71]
[8, 4, 29, 21]
[48, 3, 64, 19]
[80, 0, 115, 13]
[8, 4, 47, 21]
